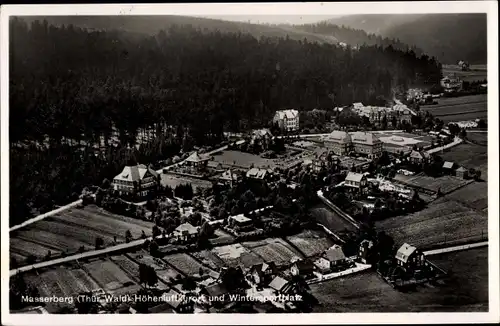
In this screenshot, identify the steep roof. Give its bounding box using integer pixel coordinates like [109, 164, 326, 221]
[246, 168, 268, 179]
[175, 222, 199, 235]
[409, 150, 429, 160]
[252, 128, 273, 138]
[395, 243, 418, 263]
[456, 166, 468, 172]
[345, 172, 365, 183]
[269, 276, 288, 291]
[325, 130, 352, 144]
[349, 131, 381, 145]
[275, 109, 299, 120]
[220, 169, 239, 182]
[113, 164, 159, 182]
[186, 152, 210, 163]
[204, 282, 229, 297]
[324, 245, 346, 262]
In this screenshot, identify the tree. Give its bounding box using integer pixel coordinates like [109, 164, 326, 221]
[141, 230, 147, 239]
[149, 240, 159, 256]
[101, 178, 111, 189]
[95, 237, 104, 249]
[125, 230, 132, 243]
[152, 225, 161, 238]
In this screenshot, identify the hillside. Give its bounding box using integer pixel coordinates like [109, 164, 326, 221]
[19, 15, 337, 44]
[325, 14, 487, 64]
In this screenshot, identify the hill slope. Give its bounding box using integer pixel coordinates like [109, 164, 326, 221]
[20, 15, 338, 44]
[325, 14, 424, 35]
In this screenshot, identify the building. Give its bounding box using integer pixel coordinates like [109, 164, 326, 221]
[246, 168, 272, 181]
[201, 283, 231, 308]
[441, 75, 463, 93]
[358, 239, 375, 264]
[185, 152, 211, 170]
[323, 245, 348, 271]
[458, 60, 470, 71]
[269, 276, 295, 295]
[323, 131, 352, 156]
[273, 109, 300, 132]
[314, 257, 333, 274]
[350, 132, 383, 158]
[409, 150, 431, 165]
[249, 262, 277, 286]
[218, 169, 240, 187]
[112, 164, 160, 198]
[229, 214, 253, 232]
[207, 160, 223, 171]
[164, 290, 194, 313]
[312, 150, 338, 173]
[290, 258, 315, 279]
[173, 223, 199, 242]
[395, 243, 425, 270]
[455, 166, 468, 179]
[250, 129, 274, 150]
[442, 161, 455, 174]
[344, 172, 368, 192]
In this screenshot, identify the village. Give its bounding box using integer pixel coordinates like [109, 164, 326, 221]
[9, 86, 489, 315]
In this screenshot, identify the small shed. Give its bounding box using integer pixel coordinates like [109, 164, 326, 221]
[455, 166, 468, 179]
[442, 161, 455, 173]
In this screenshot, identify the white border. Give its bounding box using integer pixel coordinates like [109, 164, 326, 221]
[1, 2, 499, 325]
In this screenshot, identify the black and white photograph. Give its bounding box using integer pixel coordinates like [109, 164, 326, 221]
[1, 2, 498, 324]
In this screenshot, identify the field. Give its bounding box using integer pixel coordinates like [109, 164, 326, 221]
[421, 94, 487, 123]
[286, 229, 336, 257]
[445, 182, 488, 212]
[82, 258, 139, 295]
[127, 252, 181, 284]
[395, 174, 472, 194]
[442, 65, 487, 82]
[243, 238, 304, 267]
[211, 150, 276, 169]
[311, 247, 488, 312]
[441, 141, 488, 179]
[209, 229, 236, 246]
[109, 255, 140, 282]
[211, 243, 264, 269]
[23, 272, 73, 312]
[10, 205, 154, 266]
[190, 250, 227, 270]
[310, 203, 358, 233]
[163, 253, 210, 276]
[160, 173, 212, 190]
[375, 198, 487, 249]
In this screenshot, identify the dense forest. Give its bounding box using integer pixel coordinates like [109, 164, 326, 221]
[9, 17, 441, 226]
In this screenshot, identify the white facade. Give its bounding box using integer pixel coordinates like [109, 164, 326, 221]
[273, 109, 299, 132]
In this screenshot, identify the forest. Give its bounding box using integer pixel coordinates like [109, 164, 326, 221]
[9, 17, 442, 226]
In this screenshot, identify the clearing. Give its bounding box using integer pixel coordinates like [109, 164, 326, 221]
[162, 253, 210, 276]
[286, 229, 337, 258]
[421, 94, 487, 123]
[81, 258, 140, 295]
[242, 238, 304, 267]
[441, 141, 488, 179]
[394, 174, 472, 194]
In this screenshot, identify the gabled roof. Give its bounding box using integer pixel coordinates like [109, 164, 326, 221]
[113, 164, 159, 182]
[204, 282, 229, 297]
[325, 130, 352, 144]
[345, 172, 365, 183]
[246, 168, 269, 179]
[443, 161, 454, 169]
[409, 150, 429, 160]
[251, 262, 276, 274]
[164, 290, 188, 309]
[230, 214, 252, 223]
[293, 259, 314, 273]
[186, 152, 211, 163]
[349, 131, 382, 145]
[269, 276, 289, 291]
[395, 243, 418, 263]
[275, 109, 299, 120]
[220, 169, 239, 182]
[456, 166, 468, 172]
[324, 245, 346, 262]
[252, 129, 273, 138]
[174, 222, 199, 235]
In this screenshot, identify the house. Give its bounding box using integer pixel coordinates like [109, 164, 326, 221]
[246, 168, 272, 181]
[323, 245, 348, 271]
[323, 130, 352, 156]
[455, 166, 468, 179]
[395, 243, 425, 270]
[273, 109, 300, 132]
[458, 60, 470, 71]
[248, 262, 277, 286]
[290, 258, 315, 279]
[185, 152, 211, 170]
[250, 129, 274, 150]
[173, 223, 199, 242]
[344, 172, 368, 193]
[442, 161, 455, 174]
[164, 290, 194, 313]
[358, 239, 375, 264]
[350, 132, 383, 158]
[207, 160, 223, 171]
[312, 150, 338, 173]
[218, 169, 240, 187]
[229, 214, 253, 232]
[269, 276, 295, 295]
[440, 75, 463, 93]
[409, 150, 431, 165]
[112, 164, 160, 198]
[201, 283, 231, 308]
[314, 257, 333, 274]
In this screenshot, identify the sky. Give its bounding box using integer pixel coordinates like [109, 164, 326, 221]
[201, 15, 341, 25]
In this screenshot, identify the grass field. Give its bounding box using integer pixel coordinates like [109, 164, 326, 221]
[211, 150, 276, 169]
[442, 65, 487, 82]
[311, 247, 488, 312]
[160, 173, 213, 190]
[190, 250, 227, 270]
[375, 198, 487, 249]
[243, 238, 304, 267]
[163, 253, 209, 276]
[82, 258, 139, 295]
[421, 94, 487, 123]
[127, 252, 181, 284]
[445, 181, 488, 211]
[10, 205, 154, 266]
[396, 174, 472, 194]
[441, 142, 488, 179]
[286, 229, 337, 258]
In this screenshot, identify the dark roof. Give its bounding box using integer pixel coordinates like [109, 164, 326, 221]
[204, 283, 229, 297]
[294, 259, 314, 273]
[324, 245, 346, 262]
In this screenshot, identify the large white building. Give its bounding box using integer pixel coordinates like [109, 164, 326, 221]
[273, 109, 299, 132]
[351, 102, 415, 127]
[112, 164, 160, 198]
[323, 130, 383, 158]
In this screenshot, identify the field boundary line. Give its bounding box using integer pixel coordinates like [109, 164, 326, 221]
[10, 199, 83, 232]
[317, 190, 360, 230]
[424, 241, 488, 256]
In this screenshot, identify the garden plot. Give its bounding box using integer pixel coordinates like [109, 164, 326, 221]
[376, 198, 488, 249]
[24, 272, 72, 312]
[190, 250, 227, 270]
[445, 182, 488, 211]
[82, 259, 138, 294]
[127, 252, 181, 283]
[110, 255, 140, 281]
[441, 142, 488, 179]
[286, 229, 336, 257]
[10, 238, 57, 259]
[211, 243, 264, 269]
[244, 238, 304, 267]
[399, 174, 472, 194]
[163, 253, 209, 276]
[14, 229, 89, 253]
[160, 174, 213, 191]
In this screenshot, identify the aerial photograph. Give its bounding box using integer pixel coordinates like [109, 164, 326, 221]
[6, 9, 491, 316]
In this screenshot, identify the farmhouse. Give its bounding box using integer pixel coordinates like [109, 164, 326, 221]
[229, 214, 253, 232]
[269, 276, 295, 295]
[409, 150, 431, 164]
[440, 75, 463, 93]
[273, 109, 299, 132]
[455, 166, 468, 179]
[290, 258, 315, 279]
[185, 152, 211, 170]
[314, 257, 333, 274]
[344, 172, 368, 193]
[249, 262, 278, 286]
[173, 222, 199, 242]
[112, 164, 160, 198]
[395, 243, 425, 270]
[322, 245, 348, 271]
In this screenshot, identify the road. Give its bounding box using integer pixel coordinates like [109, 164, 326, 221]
[426, 137, 463, 154]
